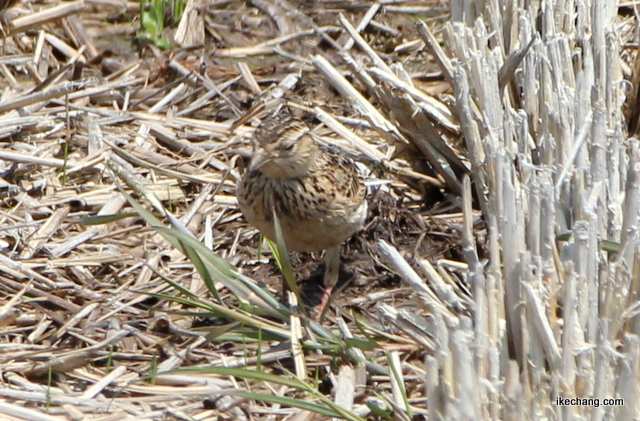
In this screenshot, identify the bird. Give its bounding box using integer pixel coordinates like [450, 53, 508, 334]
[236, 113, 367, 316]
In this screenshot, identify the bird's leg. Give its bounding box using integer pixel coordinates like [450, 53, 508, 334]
[317, 245, 340, 319]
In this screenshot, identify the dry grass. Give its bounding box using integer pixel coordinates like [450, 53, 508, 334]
[0, 0, 638, 420]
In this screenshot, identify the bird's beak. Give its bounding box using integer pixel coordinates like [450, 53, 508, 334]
[248, 151, 270, 172]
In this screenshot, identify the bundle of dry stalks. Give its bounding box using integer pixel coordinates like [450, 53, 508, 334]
[427, 1, 637, 419]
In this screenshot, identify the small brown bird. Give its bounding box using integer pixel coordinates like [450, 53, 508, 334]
[237, 113, 367, 314]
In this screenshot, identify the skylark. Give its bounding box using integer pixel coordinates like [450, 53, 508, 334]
[237, 113, 367, 314]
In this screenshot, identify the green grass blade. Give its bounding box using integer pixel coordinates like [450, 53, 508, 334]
[235, 273, 290, 315]
[76, 213, 138, 224]
[135, 291, 291, 339]
[270, 210, 298, 295]
[223, 390, 348, 418]
[174, 366, 303, 388]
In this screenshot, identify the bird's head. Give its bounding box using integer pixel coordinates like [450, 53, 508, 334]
[249, 115, 319, 179]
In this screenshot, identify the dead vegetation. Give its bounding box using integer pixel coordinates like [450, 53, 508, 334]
[0, 0, 638, 420]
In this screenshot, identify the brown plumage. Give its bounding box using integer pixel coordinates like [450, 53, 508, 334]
[237, 113, 367, 314]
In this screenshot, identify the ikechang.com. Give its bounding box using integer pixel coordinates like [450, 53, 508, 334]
[555, 397, 624, 407]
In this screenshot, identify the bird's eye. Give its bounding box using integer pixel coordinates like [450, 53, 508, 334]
[282, 143, 295, 151]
